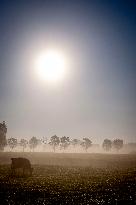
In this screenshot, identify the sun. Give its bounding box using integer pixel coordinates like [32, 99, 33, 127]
[35, 49, 66, 83]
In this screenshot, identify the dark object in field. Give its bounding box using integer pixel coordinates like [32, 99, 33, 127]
[11, 157, 33, 176]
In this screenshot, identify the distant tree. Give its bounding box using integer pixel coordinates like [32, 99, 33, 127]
[71, 138, 80, 147]
[42, 137, 48, 150]
[60, 136, 70, 151]
[8, 137, 17, 151]
[0, 121, 7, 151]
[42, 137, 47, 145]
[81, 138, 92, 152]
[29, 136, 38, 152]
[112, 139, 123, 151]
[20, 139, 28, 152]
[37, 138, 42, 146]
[49, 135, 60, 152]
[102, 139, 112, 151]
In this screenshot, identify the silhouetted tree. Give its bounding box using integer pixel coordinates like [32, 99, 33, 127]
[102, 139, 112, 151]
[0, 121, 7, 151]
[20, 139, 28, 152]
[49, 135, 60, 152]
[37, 138, 42, 146]
[81, 138, 92, 152]
[60, 136, 70, 151]
[42, 137, 48, 150]
[8, 137, 17, 151]
[112, 139, 123, 151]
[29, 136, 38, 152]
[71, 138, 80, 147]
[42, 137, 47, 145]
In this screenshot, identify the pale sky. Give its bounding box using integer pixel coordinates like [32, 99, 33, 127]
[0, 0, 136, 143]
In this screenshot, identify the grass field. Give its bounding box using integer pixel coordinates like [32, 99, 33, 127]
[0, 152, 136, 204]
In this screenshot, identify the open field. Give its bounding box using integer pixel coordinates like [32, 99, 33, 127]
[0, 152, 136, 204]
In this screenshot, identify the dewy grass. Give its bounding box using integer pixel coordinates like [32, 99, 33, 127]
[0, 152, 136, 204]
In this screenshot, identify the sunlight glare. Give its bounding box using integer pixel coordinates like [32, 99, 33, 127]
[35, 49, 66, 83]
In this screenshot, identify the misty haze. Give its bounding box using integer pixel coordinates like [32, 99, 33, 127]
[0, 0, 136, 204]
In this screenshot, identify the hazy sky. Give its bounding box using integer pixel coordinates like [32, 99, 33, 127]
[0, 0, 136, 143]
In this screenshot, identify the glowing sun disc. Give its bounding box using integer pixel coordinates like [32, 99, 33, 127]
[35, 50, 66, 83]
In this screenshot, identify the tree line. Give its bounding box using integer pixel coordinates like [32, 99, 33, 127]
[2, 135, 123, 153]
[4, 136, 93, 152]
[0, 121, 123, 152]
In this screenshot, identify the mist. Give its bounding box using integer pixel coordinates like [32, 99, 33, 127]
[4, 140, 136, 154]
